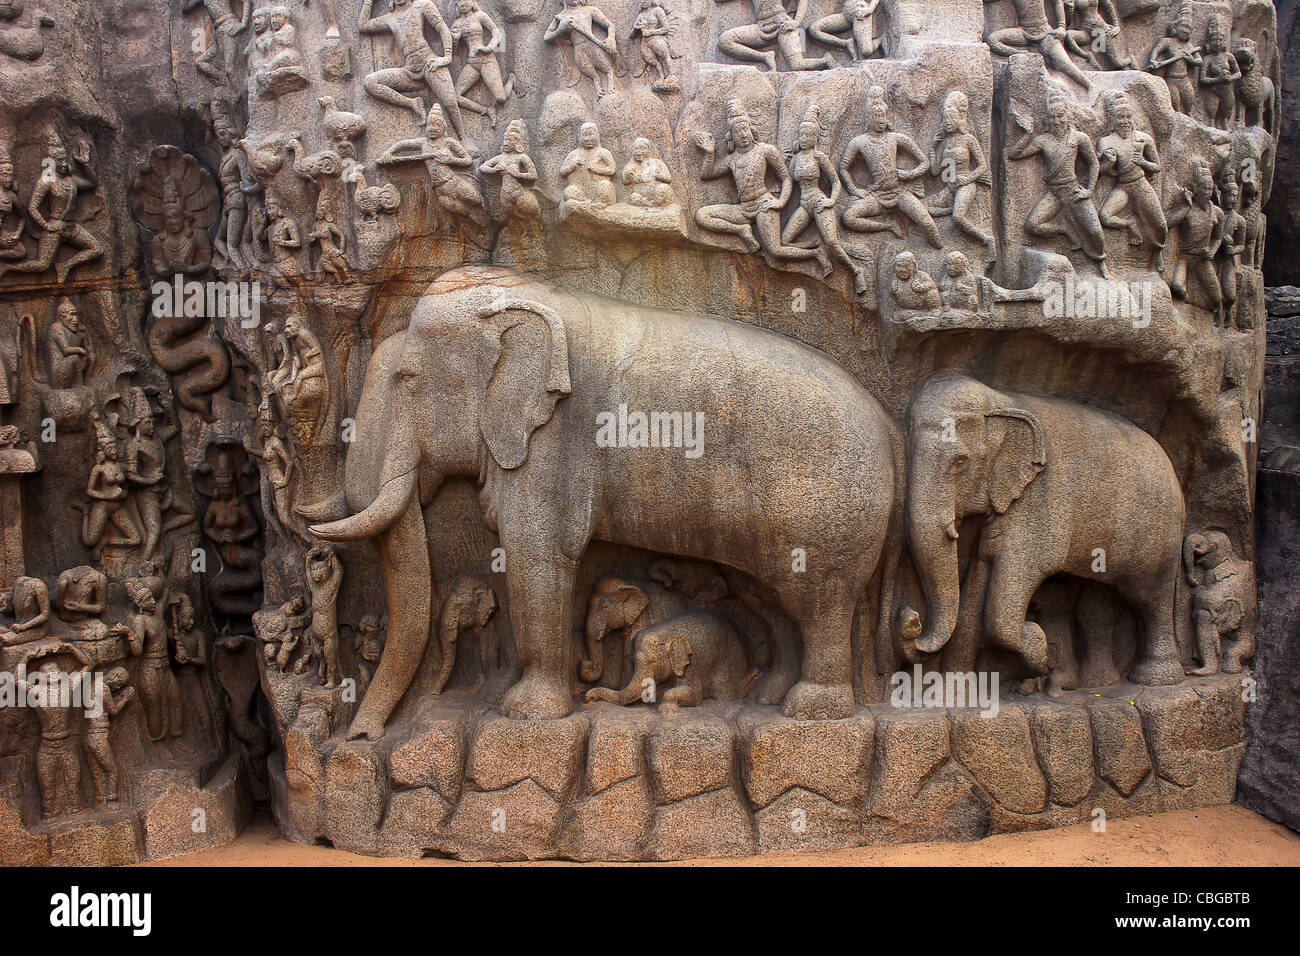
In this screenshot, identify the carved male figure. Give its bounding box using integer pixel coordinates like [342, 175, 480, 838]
[378, 104, 487, 228]
[480, 119, 541, 234]
[1095, 89, 1166, 260]
[543, 0, 620, 97]
[0, 128, 103, 284]
[359, 0, 466, 137]
[1216, 168, 1246, 330]
[1062, 0, 1134, 70]
[115, 576, 182, 742]
[450, 0, 519, 123]
[1146, 2, 1201, 116]
[560, 122, 617, 209]
[630, 0, 680, 90]
[19, 660, 82, 817]
[839, 87, 942, 248]
[808, 0, 882, 63]
[694, 99, 828, 270]
[984, 0, 1091, 90]
[715, 0, 832, 72]
[1008, 88, 1108, 278]
[1197, 16, 1239, 130]
[83, 666, 134, 809]
[1167, 159, 1224, 319]
[621, 138, 674, 208]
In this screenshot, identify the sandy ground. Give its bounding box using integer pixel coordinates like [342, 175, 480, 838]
[151, 804, 1299, 866]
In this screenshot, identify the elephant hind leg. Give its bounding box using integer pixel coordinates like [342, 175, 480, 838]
[780, 580, 857, 720]
[1121, 578, 1184, 686]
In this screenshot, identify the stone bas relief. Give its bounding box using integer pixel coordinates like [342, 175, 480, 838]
[0, 0, 1279, 862]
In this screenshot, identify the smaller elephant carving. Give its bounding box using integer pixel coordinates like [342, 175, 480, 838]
[1183, 532, 1254, 675]
[585, 609, 759, 709]
[431, 573, 507, 696]
[581, 571, 687, 686]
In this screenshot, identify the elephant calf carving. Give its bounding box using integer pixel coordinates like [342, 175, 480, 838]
[585, 610, 758, 708]
[900, 373, 1185, 687]
[306, 265, 902, 738]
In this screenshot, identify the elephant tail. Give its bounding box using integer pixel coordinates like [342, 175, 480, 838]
[873, 422, 908, 678]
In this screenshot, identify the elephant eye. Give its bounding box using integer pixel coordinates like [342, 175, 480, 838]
[950, 454, 969, 473]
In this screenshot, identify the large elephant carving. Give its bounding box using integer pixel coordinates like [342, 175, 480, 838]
[899, 373, 1185, 686]
[303, 265, 903, 739]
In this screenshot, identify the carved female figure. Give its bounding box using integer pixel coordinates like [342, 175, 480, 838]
[124, 407, 173, 563]
[82, 420, 141, 556]
[783, 105, 862, 291]
[359, 0, 466, 137]
[543, 0, 620, 97]
[808, 0, 881, 63]
[450, 0, 519, 123]
[1196, 16, 1240, 130]
[378, 105, 487, 227]
[939, 250, 979, 313]
[1146, 3, 1201, 116]
[928, 90, 993, 248]
[0, 143, 25, 263]
[1216, 169, 1246, 330]
[265, 192, 305, 291]
[213, 114, 250, 278]
[480, 119, 541, 232]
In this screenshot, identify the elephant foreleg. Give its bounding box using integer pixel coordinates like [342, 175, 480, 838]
[1122, 577, 1184, 686]
[499, 542, 579, 719]
[982, 559, 1048, 674]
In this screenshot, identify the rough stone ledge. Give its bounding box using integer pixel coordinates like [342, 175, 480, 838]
[272, 676, 1247, 862]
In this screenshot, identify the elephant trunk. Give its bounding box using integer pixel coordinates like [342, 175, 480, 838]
[580, 614, 607, 682]
[309, 464, 418, 542]
[608, 668, 650, 705]
[908, 493, 962, 656]
[430, 617, 458, 694]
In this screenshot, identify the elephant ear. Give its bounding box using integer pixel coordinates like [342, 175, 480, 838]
[616, 584, 650, 628]
[668, 634, 691, 678]
[985, 406, 1046, 515]
[477, 298, 572, 471]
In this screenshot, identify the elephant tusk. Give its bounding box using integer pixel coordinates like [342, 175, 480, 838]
[310, 468, 418, 541]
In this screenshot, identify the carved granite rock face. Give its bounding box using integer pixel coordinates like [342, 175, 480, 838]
[0, 0, 1282, 862]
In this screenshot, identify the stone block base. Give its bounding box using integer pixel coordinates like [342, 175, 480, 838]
[270, 675, 1247, 861]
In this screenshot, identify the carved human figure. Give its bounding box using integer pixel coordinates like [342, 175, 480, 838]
[939, 250, 980, 313]
[584, 609, 758, 708]
[56, 565, 106, 621]
[185, 0, 245, 83]
[46, 297, 94, 389]
[213, 113, 252, 279]
[1, 574, 49, 643]
[1216, 168, 1246, 331]
[1146, 2, 1201, 116]
[0, 128, 104, 284]
[305, 545, 343, 688]
[1062, 0, 1134, 70]
[1008, 88, 1108, 278]
[201, 450, 262, 619]
[621, 138, 674, 208]
[150, 186, 213, 276]
[716, 0, 832, 72]
[81, 420, 141, 556]
[359, 0, 466, 137]
[237, 136, 284, 265]
[543, 0, 620, 97]
[353, 613, 387, 696]
[890, 251, 941, 312]
[170, 593, 207, 667]
[265, 192, 305, 291]
[245, 402, 304, 545]
[19, 660, 82, 817]
[246, 4, 273, 74]
[450, 0, 519, 123]
[694, 99, 827, 269]
[784, 105, 865, 292]
[1183, 532, 1253, 675]
[273, 313, 329, 451]
[83, 666, 134, 809]
[629, 0, 680, 91]
[560, 123, 617, 209]
[984, 0, 1091, 90]
[252, 596, 306, 669]
[480, 120, 541, 234]
[265, 4, 302, 71]
[431, 572, 500, 694]
[928, 90, 993, 248]
[1233, 38, 1275, 131]
[1095, 89, 1167, 261]
[378, 104, 488, 227]
[839, 87, 943, 248]
[115, 576, 182, 742]
[289, 140, 350, 283]
[0, 142, 26, 263]
[1197, 16, 1239, 130]
[808, 0, 881, 62]
[1167, 159, 1224, 319]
